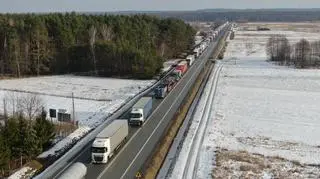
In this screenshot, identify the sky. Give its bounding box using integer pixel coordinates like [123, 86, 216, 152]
[0, 0, 320, 13]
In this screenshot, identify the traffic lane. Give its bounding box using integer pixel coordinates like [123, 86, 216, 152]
[118, 35, 226, 178]
[84, 98, 162, 178]
[119, 97, 162, 119]
[98, 78, 189, 179]
[85, 125, 140, 178]
[98, 41, 216, 179]
[85, 36, 219, 178]
[121, 77, 191, 179]
[91, 30, 224, 179]
[120, 40, 215, 179]
[58, 39, 215, 178]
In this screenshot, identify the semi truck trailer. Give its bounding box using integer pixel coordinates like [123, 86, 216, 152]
[154, 83, 168, 99]
[129, 97, 153, 126]
[91, 120, 129, 164]
[175, 61, 188, 76]
[186, 55, 195, 66]
[58, 162, 87, 179]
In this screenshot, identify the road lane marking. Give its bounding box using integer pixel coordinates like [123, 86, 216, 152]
[96, 42, 214, 179]
[119, 47, 213, 179]
[119, 31, 228, 178]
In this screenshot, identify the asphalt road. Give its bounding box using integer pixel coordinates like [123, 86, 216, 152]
[55, 26, 230, 179]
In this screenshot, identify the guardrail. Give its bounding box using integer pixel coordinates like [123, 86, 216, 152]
[35, 69, 174, 179]
[156, 25, 231, 179]
[156, 60, 214, 179]
[37, 24, 230, 179]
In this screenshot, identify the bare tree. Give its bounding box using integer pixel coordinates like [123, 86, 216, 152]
[89, 26, 97, 75]
[3, 98, 7, 120]
[4, 92, 20, 116]
[4, 92, 43, 120]
[266, 35, 277, 61]
[245, 37, 253, 55]
[310, 41, 320, 66]
[159, 42, 166, 57]
[18, 94, 43, 120]
[278, 36, 291, 65]
[0, 33, 8, 75]
[30, 24, 50, 76]
[100, 24, 113, 41]
[12, 38, 21, 78]
[266, 34, 291, 65]
[295, 39, 311, 68]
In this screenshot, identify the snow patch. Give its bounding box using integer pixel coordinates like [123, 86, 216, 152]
[38, 126, 91, 158]
[8, 167, 36, 179]
[0, 76, 155, 159]
[170, 25, 320, 178]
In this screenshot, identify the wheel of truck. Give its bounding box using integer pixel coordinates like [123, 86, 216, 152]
[140, 121, 143, 126]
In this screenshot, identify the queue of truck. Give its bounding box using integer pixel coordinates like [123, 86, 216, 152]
[154, 22, 230, 100]
[89, 22, 229, 166]
[91, 120, 129, 164]
[54, 23, 232, 179]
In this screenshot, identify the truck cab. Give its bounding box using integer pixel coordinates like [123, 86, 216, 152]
[129, 97, 153, 126]
[91, 138, 110, 163]
[91, 120, 129, 164]
[154, 84, 168, 99]
[129, 108, 144, 126]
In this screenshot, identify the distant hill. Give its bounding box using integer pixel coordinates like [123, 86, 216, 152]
[197, 8, 320, 12]
[83, 9, 320, 22]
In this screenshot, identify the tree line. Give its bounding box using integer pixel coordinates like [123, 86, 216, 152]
[152, 10, 320, 22]
[0, 13, 195, 79]
[0, 93, 55, 177]
[266, 35, 320, 68]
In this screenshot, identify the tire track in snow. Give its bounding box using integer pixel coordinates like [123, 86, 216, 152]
[181, 62, 223, 179]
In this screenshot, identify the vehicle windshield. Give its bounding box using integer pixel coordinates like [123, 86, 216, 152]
[92, 147, 107, 153]
[130, 113, 142, 118]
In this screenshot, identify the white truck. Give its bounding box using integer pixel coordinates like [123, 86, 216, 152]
[91, 120, 129, 164]
[186, 55, 195, 66]
[193, 47, 200, 58]
[58, 162, 87, 179]
[129, 97, 153, 126]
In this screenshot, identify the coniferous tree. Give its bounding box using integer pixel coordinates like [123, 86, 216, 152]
[0, 14, 195, 79]
[0, 128, 10, 175]
[34, 109, 55, 150]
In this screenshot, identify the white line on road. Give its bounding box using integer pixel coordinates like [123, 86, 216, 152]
[119, 49, 210, 179]
[97, 43, 214, 179]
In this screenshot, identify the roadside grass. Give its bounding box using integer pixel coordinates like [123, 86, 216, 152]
[142, 29, 230, 179]
[143, 60, 211, 179]
[213, 148, 320, 179]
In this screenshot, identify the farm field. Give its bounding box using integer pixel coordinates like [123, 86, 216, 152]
[171, 22, 320, 178]
[0, 75, 155, 158]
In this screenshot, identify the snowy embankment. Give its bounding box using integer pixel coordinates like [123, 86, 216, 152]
[0, 75, 155, 159]
[8, 167, 36, 179]
[171, 26, 320, 178]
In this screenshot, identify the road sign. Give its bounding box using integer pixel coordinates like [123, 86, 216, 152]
[49, 109, 57, 118]
[135, 172, 142, 178]
[58, 112, 71, 122]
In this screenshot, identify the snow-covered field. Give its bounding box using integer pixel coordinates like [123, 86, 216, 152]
[244, 22, 320, 33]
[0, 75, 154, 159]
[0, 75, 153, 101]
[171, 23, 320, 178]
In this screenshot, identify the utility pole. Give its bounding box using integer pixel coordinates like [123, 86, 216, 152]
[72, 92, 75, 123]
[3, 98, 7, 121]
